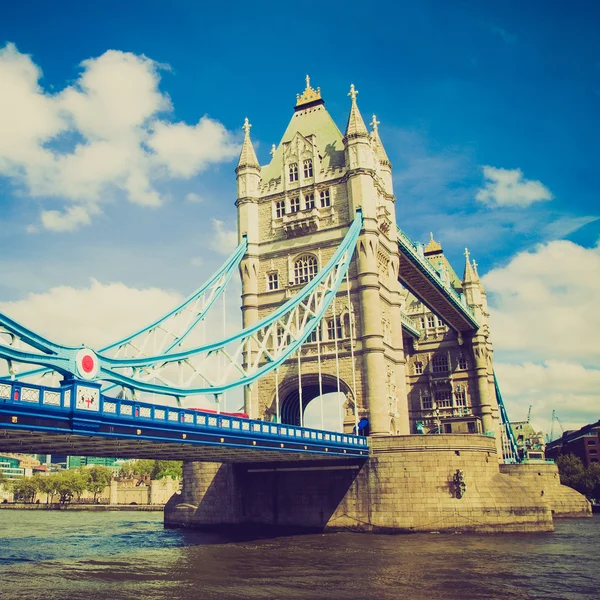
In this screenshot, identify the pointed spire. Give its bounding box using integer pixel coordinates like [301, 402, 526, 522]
[295, 74, 323, 109]
[370, 114, 391, 166]
[237, 117, 260, 171]
[424, 232, 442, 255]
[345, 83, 369, 138]
[463, 248, 478, 283]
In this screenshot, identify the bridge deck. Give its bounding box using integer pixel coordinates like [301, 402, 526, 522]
[397, 228, 479, 333]
[0, 379, 368, 463]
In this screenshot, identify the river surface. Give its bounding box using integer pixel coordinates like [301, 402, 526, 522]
[0, 510, 599, 600]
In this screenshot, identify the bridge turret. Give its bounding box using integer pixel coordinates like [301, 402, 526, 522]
[370, 114, 393, 197]
[462, 248, 482, 312]
[343, 85, 390, 435]
[236, 118, 261, 417]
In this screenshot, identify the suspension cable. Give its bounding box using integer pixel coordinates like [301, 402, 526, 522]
[296, 310, 303, 427]
[332, 295, 342, 432]
[346, 273, 359, 436]
[222, 291, 227, 412]
[316, 321, 324, 430]
[275, 367, 280, 424]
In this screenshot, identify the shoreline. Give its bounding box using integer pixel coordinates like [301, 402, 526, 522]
[0, 503, 164, 511]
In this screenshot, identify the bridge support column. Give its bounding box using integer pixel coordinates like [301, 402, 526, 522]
[471, 334, 502, 455]
[165, 461, 242, 528]
[356, 227, 388, 435]
[165, 436, 558, 533]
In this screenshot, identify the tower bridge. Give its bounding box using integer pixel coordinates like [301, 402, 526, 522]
[0, 78, 590, 532]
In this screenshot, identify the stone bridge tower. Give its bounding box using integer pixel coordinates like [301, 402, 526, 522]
[236, 78, 408, 435]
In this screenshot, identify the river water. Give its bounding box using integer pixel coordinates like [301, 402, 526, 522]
[0, 510, 598, 600]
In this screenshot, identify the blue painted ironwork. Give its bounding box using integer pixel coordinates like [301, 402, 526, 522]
[0, 214, 362, 400]
[0, 377, 368, 458]
[396, 226, 479, 329]
[11, 238, 248, 383]
[493, 371, 521, 464]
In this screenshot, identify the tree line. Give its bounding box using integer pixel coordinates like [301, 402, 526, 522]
[0, 459, 182, 504]
[556, 454, 600, 502]
[3, 465, 113, 504]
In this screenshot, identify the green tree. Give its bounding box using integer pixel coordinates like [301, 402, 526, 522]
[11, 476, 40, 503]
[38, 473, 61, 504]
[86, 465, 113, 502]
[0, 469, 7, 490]
[556, 454, 585, 490]
[55, 469, 89, 503]
[151, 460, 182, 480]
[118, 461, 135, 478]
[131, 459, 155, 478]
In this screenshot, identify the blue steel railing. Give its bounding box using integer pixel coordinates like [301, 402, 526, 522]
[0, 378, 368, 451]
[396, 227, 479, 329]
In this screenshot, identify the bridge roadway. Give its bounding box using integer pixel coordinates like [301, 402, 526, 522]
[396, 227, 479, 333]
[0, 378, 368, 463]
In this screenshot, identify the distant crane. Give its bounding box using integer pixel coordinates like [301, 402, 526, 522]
[549, 409, 565, 442]
[527, 405, 532, 423]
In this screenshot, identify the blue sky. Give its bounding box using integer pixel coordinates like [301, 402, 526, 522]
[0, 1, 598, 433]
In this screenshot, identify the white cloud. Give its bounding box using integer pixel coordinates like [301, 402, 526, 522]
[495, 361, 600, 437]
[476, 166, 553, 208]
[483, 238, 600, 364]
[148, 117, 240, 177]
[185, 192, 203, 203]
[485, 239, 600, 431]
[40, 205, 99, 232]
[0, 43, 240, 232]
[210, 218, 237, 254]
[0, 279, 182, 348]
[190, 256, 204, 267]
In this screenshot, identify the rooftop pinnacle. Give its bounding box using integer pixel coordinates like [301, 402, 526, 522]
[370, 114, 390, 165]
[462, 248, 478, 283]
[345, 83, 369, 138]
[236, 117, 260, 171]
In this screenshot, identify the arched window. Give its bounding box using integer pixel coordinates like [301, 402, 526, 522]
[305, 193, 315, 210]
[289, 163, 298, 182]
[293, 255, 318, 285]
[303, 159, 313, 178]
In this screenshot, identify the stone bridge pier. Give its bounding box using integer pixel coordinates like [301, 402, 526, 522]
[165, 435, 590, 533]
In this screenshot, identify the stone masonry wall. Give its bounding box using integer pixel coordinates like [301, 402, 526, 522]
[500, 463, 591, 518]
[165, 435, 555, 533]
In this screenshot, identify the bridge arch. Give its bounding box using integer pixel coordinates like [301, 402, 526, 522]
[271, 372, 353, 428]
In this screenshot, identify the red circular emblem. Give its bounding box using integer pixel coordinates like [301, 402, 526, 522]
[81, 355, 95, 373]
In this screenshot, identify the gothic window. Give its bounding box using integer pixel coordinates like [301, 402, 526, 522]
[303, 159, 313, 178]
[275, 201, 285, 218]
[432, 354, 449, 373]
[320, 189, 331, 207]
[307, 325, 321, 343]
[267, 272, 279, 291]
[421, 395, 432, 410]
[414, 361, 423, 375]
[437, 316, 444, 327]
[427, 314, 436, 328]
[305, 193, 315, 210]
[290, 196, 300, 213]
[294, 255, 318, 285]
[435, 389, 452, 408]
[420, 316, 425, 329]
[455, 386, 467, 407]
[289, 163, 299, 182]
[457, 354, 468, 370]
[276, 327, 284, 346]
[327, 317, 343, 341]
